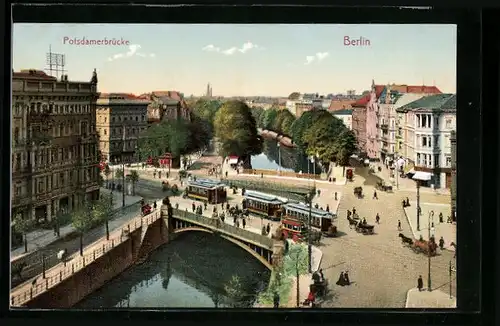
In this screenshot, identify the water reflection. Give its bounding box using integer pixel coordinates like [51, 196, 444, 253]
[251, 139, 320, 174]
[76, 232, 270, 308]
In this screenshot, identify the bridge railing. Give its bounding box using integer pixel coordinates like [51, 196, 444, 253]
[172, 208, 274, 248]
[10, 211, 162, 307]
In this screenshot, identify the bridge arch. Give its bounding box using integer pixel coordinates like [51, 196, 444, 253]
[171, 228, 273, 270]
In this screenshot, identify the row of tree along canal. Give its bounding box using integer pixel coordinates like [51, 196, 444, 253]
[76, 232, 270, 308]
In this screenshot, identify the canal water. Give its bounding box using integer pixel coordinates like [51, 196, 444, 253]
[76, 232, 270, 308]
[251, 139, 320, 174]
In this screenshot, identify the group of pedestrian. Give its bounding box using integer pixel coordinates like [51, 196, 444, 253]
[336, 271, 351, 286]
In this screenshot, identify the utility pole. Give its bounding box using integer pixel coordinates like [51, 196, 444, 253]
[427, 210, 434, 291]
[122, 125, 126, 207]
[416, 179, 421, 231]
[307, 193, 312, 273]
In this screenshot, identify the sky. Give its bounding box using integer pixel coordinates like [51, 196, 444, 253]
[13, 24, 456, 97]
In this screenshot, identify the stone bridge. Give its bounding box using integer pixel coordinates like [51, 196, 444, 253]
[167, 208, 277, 270]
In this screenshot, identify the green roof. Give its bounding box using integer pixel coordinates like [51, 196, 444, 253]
[396, 94, 456, 113]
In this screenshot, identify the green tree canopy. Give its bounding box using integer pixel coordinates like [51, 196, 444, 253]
[289, 110, 327, 149]
[272, 109, 296, 135]
[213, 100, 263, 158]
[262, 108, 279, 130]
[334, 129, 357, 166]
[250, 107, 265, 128]
[191, 99, 223, 135]
[281, 115, 296, 136]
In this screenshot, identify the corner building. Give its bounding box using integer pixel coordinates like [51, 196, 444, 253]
[11, 69, 101, 222]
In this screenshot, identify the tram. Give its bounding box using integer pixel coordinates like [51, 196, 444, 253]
[184, 178, 227, 204]
[281, 202, 337, 240]
[242, 190, 288, 221]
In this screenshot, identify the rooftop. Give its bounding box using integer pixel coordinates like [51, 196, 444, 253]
[188, 178, 225, 189]
[396, 94, 456, 113]
[13, 69, 57, 81]
[97, 93, 151, 105]
[244, 190, 289, 204]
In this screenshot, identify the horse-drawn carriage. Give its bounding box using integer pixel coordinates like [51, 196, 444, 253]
[375, 181, 393, 192]
[399, 233, 438, 256]
[355, 222, 375, 235]
[353, 187, 363, 198]
[322, 225, 338, 238]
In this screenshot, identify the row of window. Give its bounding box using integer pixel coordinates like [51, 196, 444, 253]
[415, 153, 452, 168]
[13, 102, 93, 116]
[12, 144, 98, 170]
[285, 209, 322, 227]
[13, 121, 93, 143]
[98, 115, 146, 124]
[98, 126, 146, 137]
[13, 167, 99, 197]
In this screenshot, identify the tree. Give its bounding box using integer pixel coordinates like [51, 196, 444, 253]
[191, 99, 223, 136]
[71, 204, 95, 256]
[129, 170, 139, 196]
[224, 275, 247, 308]
[334, 129, 357, 166]
[115, 168, 124, 180]
[288, 92, 301, 100]
[272, 109, 295, 134]
[250, 107, 265, 128]
[262, 108, 278, 130]
[302, 114, 346, 166]
[103, 165, 111, 187]
[12, 214, 35, 253]
[92, 193, 114, 240]
[284, 244, 309, 307]
[213, 100, 263, 163]
[281, 115, 295, 136]
[289, 110, 320, 149]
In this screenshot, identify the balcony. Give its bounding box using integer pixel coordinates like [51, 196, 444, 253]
[380, 124, 389, 131]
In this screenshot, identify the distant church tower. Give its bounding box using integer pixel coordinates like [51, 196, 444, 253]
[206, 83, 213, 97]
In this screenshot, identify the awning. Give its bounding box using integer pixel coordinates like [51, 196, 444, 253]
[412, 171, 432, 181]
[228, 158, 238, 165]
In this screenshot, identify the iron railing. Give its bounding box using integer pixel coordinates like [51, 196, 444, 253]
[11, 207, 274, 307]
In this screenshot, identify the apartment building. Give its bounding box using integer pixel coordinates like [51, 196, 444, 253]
[11, 69, 100, 222]
[141, 91, 191, 125]
[332, 109, 353, 130]
[96, 93, 151, 163]
[396, 94, 456, 189]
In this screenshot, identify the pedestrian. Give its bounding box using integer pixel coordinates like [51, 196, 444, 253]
[233, 216, 237, 225]
[192, 202, 196, 212]
[439, 236, 445, 250]
[225, 171, 228, 178]
[213, 206, 217, 213]
[180, 180, 183, 186]
[175, 203, 179, 209]
[335, 192, 338, 200]
[352, 207, 356, 215]
[236, 220, 240, 228]
[406, 197, 410, 207]
[314, 203, 319, 209]
[317, 189, 321, 197]
[204, 201, 208, 210]
[153, 201, 157, 210]
[373, 190, 378, 200]
[242, 219, 246, 228]
[266, 223, 270, 235]
[153, 171, 157, 178]
[417, 275, 424, 291]
[343, 271, 350, 285]
[319, 268, 325, 281]
[398, 220, 402, 230]
[336, 272, 345, 286]
[326, 204, 330, 212]
[158, 171, 162, 179]
[375, 213, 380, 224]
[221, 214, 225, 223]
[221, 202, 224, 210]
[439, 212, 444, 223]
[273, 292, 280, 308]
[347, 210, 351, 218]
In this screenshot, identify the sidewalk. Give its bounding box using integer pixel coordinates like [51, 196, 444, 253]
[405, 288, 456, 308]
[11, 189, 143, 261]
[403, 201, 456, 251]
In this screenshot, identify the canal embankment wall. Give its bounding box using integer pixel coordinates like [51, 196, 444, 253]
[23, 217, 169, 309]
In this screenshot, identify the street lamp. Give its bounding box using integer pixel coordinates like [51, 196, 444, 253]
[427, 210, 435, 291]
[306, 193, 313, 273]
[412, 172, 431, 231]
[277, 142, 281, 175]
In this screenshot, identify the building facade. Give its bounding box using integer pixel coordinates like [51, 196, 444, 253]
[143, 91, 191, 125]
[396, 94, 456, 189]
[332, 109, 353, 130]
[96, 93, 150, 163]
[377, 85, 441, 164]
[12, 69, 100, 222]
[450, 130, 456, 218]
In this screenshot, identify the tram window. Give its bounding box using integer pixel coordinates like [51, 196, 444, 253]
[292, 225, 299, 231]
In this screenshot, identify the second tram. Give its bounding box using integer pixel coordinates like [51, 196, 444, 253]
[242, 190, 288, 221]
[184, 178, 227, 204]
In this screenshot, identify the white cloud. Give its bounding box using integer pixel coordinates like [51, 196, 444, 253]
[107, 44, 155, 62]
[304, 52, 330, 65]
[202, 42, 261, 55]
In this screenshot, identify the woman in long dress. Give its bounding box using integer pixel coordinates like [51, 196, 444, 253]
[336, 272, 345, 286]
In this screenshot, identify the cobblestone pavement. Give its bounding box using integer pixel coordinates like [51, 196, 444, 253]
[405, 288, 456, 308]
[318, 177, 456, 308]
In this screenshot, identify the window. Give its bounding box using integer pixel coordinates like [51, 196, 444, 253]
[434, 135, 439, 148]
[434, 154, 440, 168]
[104, 129, 107, 135]
[445, 119, 452, 129]
[14, 127, 20, 144]
[135, 116, 139, 121]
[445, 156, 452, 167]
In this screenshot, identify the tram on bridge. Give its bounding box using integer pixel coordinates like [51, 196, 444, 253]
[185, 178, 227, 204]
[281, 202, 337, 240]
[242, 190, 288, 221]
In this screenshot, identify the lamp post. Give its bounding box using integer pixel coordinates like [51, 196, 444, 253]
[277, 142, 281, 175]
[449, 260, 455, 299]
[427, 210, 435, 291]
[412, 174, 425, 231]
[121, 125, 126, 208]
[307, 193, 313, 273]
